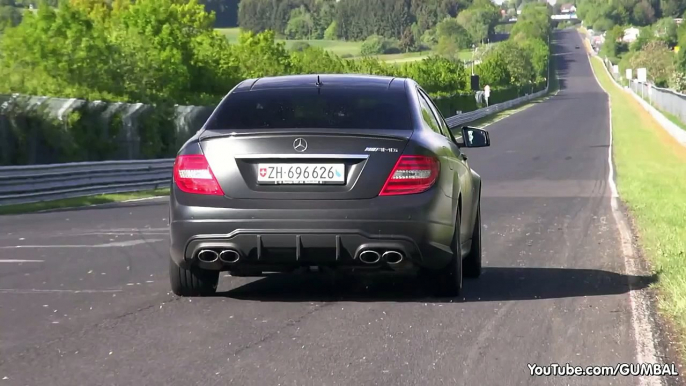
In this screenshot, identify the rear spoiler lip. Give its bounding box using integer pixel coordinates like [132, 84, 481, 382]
[198, 128, 415, 141]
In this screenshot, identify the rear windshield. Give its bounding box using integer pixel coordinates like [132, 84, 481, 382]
[206, 87, 413, 131]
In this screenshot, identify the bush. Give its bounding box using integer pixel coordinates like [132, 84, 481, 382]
[290, 41, 311, 52]
[360, 34, 398, 56]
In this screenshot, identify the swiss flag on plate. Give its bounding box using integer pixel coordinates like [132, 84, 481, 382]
[259, 168, 267, 177]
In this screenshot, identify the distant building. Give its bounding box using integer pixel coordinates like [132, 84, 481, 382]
[560, 4, 577, 13]
[622, 27, 640, 43]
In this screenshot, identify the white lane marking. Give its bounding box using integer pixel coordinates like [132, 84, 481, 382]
[586, 49, 663, 386]
[121, 196, 168, 203]
[0, 289, 122, 294]
[0, 239, 164, 249]
[0, 259, 45, 263]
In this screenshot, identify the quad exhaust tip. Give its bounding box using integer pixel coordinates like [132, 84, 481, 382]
[359, 250, 381, 264]
[383, 251, 403, 264]
[219, 250, 240, 264]
[197, 249, 219, 263]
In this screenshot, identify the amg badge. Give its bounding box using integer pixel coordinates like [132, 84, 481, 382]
[364, 147, 398, 153]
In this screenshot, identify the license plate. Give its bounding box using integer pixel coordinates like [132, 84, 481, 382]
[257, 163, 345, 184]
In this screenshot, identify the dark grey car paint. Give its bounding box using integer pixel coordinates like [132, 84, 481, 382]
[169, 74, 483, 274]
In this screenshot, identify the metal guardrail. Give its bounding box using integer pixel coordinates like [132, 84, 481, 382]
[0, 87, 548, 207]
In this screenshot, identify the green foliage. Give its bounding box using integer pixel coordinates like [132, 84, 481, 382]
[0, 0, 554, 166]
[628, 40, 675, 86]
[360, 34, 399, 55]
[511, 3, 551, 42]
[290, 41, 312, 52]
[235, 0, 490, 43]
[653, 17, 678, 47]
[323, 20, 337, 40]
[398, 56, 468, 94]
[399, 26, 417, 52]
[630, 26, 655, 51]
[476, 2, 552, 87]
[517, 37, 549, 81]
[670, 71, 686, 92]
[678, 24, 686, 72]
[137, 104, 178, 159]
[600, 25, 629, 60]
[435, 16, 472, 58]
[285, 5, 314, 39]
[0, 5, 21, 31]
[578, 0, 684, 30]
[456, 6, 500, 44]
[475, 49, 510, 86]
[334, 0, 414, 41]
[199, 0, 238, 28]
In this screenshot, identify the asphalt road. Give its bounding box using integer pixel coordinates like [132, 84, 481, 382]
[0, 30, 671, 385]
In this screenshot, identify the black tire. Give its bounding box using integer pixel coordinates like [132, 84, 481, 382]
[463, 204, 482, 279]
[431, 211, 463, 297]
[169, 258, 219, 297]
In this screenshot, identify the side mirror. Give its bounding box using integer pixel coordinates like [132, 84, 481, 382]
[460, 126, 490, 148]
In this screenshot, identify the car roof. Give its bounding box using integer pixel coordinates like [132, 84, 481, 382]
[233, 74, 410, 93]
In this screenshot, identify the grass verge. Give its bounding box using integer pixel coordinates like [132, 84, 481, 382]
[589, 56, 686, 351]
[0, 188, 170, 216]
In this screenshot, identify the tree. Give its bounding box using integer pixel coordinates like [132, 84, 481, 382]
[0, 5, 22, 31]
[494, 40, 535, 84]
[399, 26, 416, 52]
[659, 0, 684, 18]
[632, 0, 656, 25]
[199, 0, 239, 28]
[456, 8, 493, 44]
[629, 40, 675, 86]
[285, 6, 314, 39]
[435, 16, 472, 55]
[476, 50, 510, 86]
[631, 25, 654, 51]
[323, 20, 337, 39]
[518, 37, 549, 80]
[360, 34, 390, 55]
[653, 17, 678, 47]
[601, 24, 628, 59]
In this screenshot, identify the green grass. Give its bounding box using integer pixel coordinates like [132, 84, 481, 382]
[589, 56, 686, 351]
[217, 27, 364, 57]
[216, 27, 481, 62]
[636, 97, 686, 132]
[215, 27, 493, 63]
[0, 188, 170, 215]
[663, 111, 686, 132]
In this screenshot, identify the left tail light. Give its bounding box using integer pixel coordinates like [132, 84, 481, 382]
[173, 154, 224, 196]
[379, 155, 440, 196]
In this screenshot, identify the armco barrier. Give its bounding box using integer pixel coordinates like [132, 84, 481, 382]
[0, 87, 548, 206]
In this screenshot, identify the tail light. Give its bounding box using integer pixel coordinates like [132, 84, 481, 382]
[173, 154, 224, 196]
[379, 155, 440, 196]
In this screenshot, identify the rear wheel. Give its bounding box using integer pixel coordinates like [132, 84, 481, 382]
[463, 204, 482, 278]
[427, 211, 463, 297]
[169, 258, 219, 297]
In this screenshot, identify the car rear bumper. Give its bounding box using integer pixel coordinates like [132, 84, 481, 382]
[169, 187, 457, 272]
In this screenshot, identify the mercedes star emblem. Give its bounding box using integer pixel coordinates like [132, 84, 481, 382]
[293, 138, 308, 152]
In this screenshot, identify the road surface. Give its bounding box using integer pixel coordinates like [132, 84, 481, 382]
[0, 30, 673, 385]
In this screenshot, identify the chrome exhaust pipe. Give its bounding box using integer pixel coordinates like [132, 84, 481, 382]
[383, 251, 403, 265]
[359, 250, 381, 264]
[219, 249, 240, 264]
[197, 249, 219, 263]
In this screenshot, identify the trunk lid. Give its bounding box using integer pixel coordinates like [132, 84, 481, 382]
[200, 128, 412, 200]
